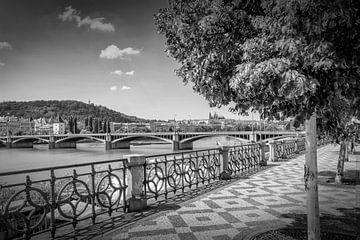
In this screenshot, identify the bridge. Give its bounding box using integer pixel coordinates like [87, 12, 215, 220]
[0, 131, 302, 151]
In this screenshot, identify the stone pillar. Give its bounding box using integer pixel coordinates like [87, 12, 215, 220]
[49, 135, 55, 149]
[249, 132, 256, 142]
[125, 154, 147, 212]
[260, 142, 267, 166]
[6, 135, 12, 148]
[172, 133, 180, 151]
[269, 141, 278, 162]
[105, 133, 112, 150]
[219, 146, 231, 179]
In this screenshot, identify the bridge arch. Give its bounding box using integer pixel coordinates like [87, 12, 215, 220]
[12, 137, 50, 144]
[111, 135, 173, 144]
[180, 134, 251, 145]
[55, 136, 106, 144]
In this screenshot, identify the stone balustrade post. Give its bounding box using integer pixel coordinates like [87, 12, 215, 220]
[260, 142, 267, 166]
[125, 154, 147, 212]
[219, 146, 231, 179]
[269, 141, 278, 162]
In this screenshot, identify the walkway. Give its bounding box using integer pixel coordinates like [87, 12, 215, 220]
[100, 145, 359, 240]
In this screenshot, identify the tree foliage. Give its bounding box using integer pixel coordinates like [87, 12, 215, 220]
[155, 0, 360, 125]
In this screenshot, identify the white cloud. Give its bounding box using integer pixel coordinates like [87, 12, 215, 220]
[110, 70, 123, 76]
[99, 45, 141, 59]
[121, 86, 131, 90]
[125, 70, 135, 76]
[0, 62, 5, 67]
[59, 6, 115, 32]
[110, 85, 118, 91]
[0, 42, 12, 50]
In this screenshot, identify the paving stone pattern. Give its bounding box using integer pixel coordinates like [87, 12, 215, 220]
[104, 145, 359, 240]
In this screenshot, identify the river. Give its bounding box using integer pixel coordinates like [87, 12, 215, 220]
[0, 136, 245, 173]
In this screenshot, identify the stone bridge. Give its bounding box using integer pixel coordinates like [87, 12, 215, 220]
[0, 131, 302, 151]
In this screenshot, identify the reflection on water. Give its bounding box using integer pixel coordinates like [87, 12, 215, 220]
[0, 136, 246, 173]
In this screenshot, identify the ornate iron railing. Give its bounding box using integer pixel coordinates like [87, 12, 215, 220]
[228, 144, 261, 174]
[144, 148, 221, 200]
[0, 142, 271, 239]
[0, 159, 128, 239]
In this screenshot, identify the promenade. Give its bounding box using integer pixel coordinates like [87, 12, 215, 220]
[101, 144, 359, 240]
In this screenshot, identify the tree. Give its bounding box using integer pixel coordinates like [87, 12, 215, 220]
[155, 1, 360, 239]
[89, 116, 93, 132]
[85, 117, 89, 129]
[68, 116, 74, 134]
[94, 118, 99, 133]
[73, 117, 78, 134]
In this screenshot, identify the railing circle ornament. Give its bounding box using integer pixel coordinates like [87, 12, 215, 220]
[56, 179, 91, 220]
[146, 165, 165, 195]
[96, 173, 124, 209]
[4, 187, 49, 235]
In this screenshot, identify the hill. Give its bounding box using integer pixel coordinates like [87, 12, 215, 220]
[0, 100, 146, 123]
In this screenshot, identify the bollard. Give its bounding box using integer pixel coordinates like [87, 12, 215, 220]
[125, 154, 147, 212]
[219, 146, 231, 180]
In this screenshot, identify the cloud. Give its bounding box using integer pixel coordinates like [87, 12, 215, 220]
[110, 85, 118, 91]
[0, 62, 5, 67]
[99, 45, 141, 59]
[59, 6, 115, 32]
[121, 86, 131, 90]
[0, 42, 12, 50]
[110, 70, 123, 76]
[125, 70, 135, 76]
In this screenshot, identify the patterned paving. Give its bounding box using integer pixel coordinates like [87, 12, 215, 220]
[102, 145, 359, 240]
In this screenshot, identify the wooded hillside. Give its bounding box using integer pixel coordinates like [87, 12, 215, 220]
[0, 100, 146, 122]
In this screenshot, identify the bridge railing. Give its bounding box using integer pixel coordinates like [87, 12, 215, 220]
[0, 158, 128, 239]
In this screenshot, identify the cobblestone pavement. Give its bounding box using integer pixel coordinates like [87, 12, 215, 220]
[102, 145, 359, 240]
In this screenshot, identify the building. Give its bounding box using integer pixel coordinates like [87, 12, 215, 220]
[0, 117, 35, 136]
[53, 122, 66, 134]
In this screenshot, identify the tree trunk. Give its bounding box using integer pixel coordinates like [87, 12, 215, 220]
[335, 141, 346, 184]
[344, 140, 348, 161]
[304, 114, 320, 240]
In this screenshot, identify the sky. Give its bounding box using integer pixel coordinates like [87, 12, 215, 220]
[0, 0, 259, 121]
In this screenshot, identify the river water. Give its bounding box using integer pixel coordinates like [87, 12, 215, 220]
[0, 136, 245, 173]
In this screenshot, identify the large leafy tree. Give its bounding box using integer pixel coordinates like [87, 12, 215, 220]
[155, 0, 360, 239]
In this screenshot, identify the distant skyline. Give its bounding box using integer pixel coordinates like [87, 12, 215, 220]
[0, 0, 259, 121]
